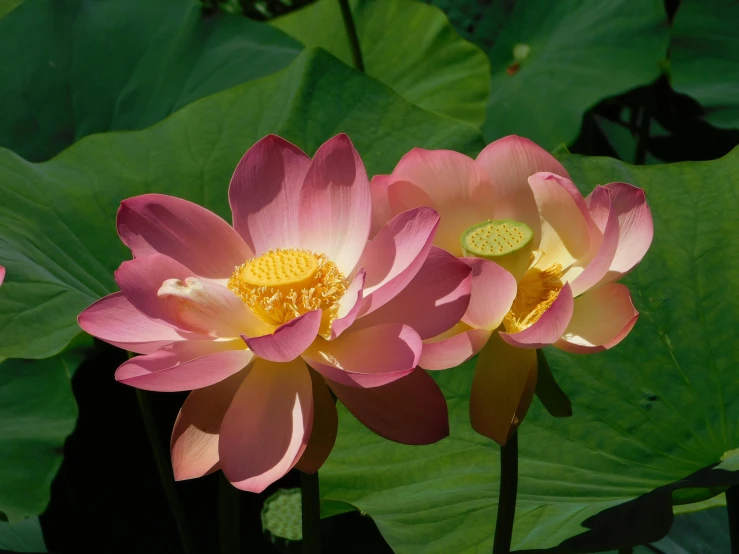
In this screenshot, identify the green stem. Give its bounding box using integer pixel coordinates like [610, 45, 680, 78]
[219, 474, 240, 554]
[493, 432, 518, 554]
[727, 486, 739, 554]
[136, 389, 195, 554]
[300, 470, 321, 554]
[338, 0, 365, 72]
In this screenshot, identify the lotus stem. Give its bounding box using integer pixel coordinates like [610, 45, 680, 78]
[338, 0, 365, 72]
[219, 473, 240, 554]
[301, 470, 322, 553]
[493, 431, 519, 554]
[135, 389, 195, 554]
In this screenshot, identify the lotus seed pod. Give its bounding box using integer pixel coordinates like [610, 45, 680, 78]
[262, 488, 302, 553]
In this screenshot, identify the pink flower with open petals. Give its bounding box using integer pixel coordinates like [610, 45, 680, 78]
[371, 135, 653, 444]
[78, 134, 473, 492]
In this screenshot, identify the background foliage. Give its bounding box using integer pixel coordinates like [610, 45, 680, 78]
[0, 0, 737, 552]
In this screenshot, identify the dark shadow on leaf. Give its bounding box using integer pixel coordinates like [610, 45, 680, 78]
[517, 464, 739, 553]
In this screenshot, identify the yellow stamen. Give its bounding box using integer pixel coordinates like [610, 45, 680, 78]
[228, 248, 347, 337]
[503, 263, 564, 333]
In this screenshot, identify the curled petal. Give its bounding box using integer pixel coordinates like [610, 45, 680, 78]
[357, 207, 439, 315]
[356, 246, 472, 339]
[568, 186, 620, 297]
[117, 194, 251, 279]
[475, 136, 569, 248]
[420, 325, 491, 370]
[298, 134, 371, 275]
[171, 370, 247, 481]
[304, 323, 421, 388]
[600, 182, 654, 283]
[229, 135, 311, 254]
[328, 369, 449, 445]
[0, 265, 4, 286]
[115, 340, 253, 392]
[242, 310, 322, 363]
[219, 357, 313, 493]
[470, 334, 538, 445]
[500, 283, 574, 349]
[555, 283, 638, 353]
[78, 292, 194, 354]
[528, 172, 592, 270]
[115, 253, 193, 328]
[295, 369, 338, 474]
[157, 275, 268, 338]
[462, 257, 517, 331]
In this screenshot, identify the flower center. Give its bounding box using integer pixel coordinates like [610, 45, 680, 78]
[461, 219, 535, 279]
[461, 219, 533, 258]
[228, 248, 347, 333]
[503, 263, 564, 333]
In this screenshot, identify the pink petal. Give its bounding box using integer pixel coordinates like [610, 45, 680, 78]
[78, 292, 193, 354]
[555, 283, 639, 353]
[242, 310, 322, 362]
[229, 135, 311, 254]
[601, 182, 654, 283]
[329, 269, 366, 340]
[115, 340, 253, 392]
[461, 257, 517, 330]
[386, 148, 487, 255]
[528, 172, 592, 270]
[219, 357, 313, 493]
[304, 323, 421, 388]
[328, 368, 448, 445]
[115, 253, 192, 328]
[117, 194, 252, 279]
[475, 136, 569, 248]
[355, 246, 472, 339]
[170, 370, 246, 481]
[370, 174, 393, 237]
[470, 333, 538, 444]
[295, 369, 338, 474]
[116, 254, 265, 338]
[568, 186, 620, 297]
[157, 275, 270, 338]
[0, 266, 5, 286]
[357, 207, 439, 315]
[298, 134, 371, 275]
[420, 326, 492, 370]
[499, 283, 575, 349]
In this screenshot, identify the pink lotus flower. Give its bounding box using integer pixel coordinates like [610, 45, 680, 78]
[371, 135, 653, 444]
[78, 134, 473, 491]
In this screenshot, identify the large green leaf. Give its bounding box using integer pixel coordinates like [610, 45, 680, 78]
[271, 0, 490, 126]
[670, 0, 739, 130]
[0, 353, 81, 522]
[0, 517, 45, 553]
[0, 48, 484, 360]
[0, 0, 301, 162]
[320, 147, 739, 552]
[0, 0, 23, 18]
[479, 0, 668, 149]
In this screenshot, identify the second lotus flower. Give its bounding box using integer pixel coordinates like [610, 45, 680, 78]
[78, 134, 474, 492]
[371, 135, 654, 444]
